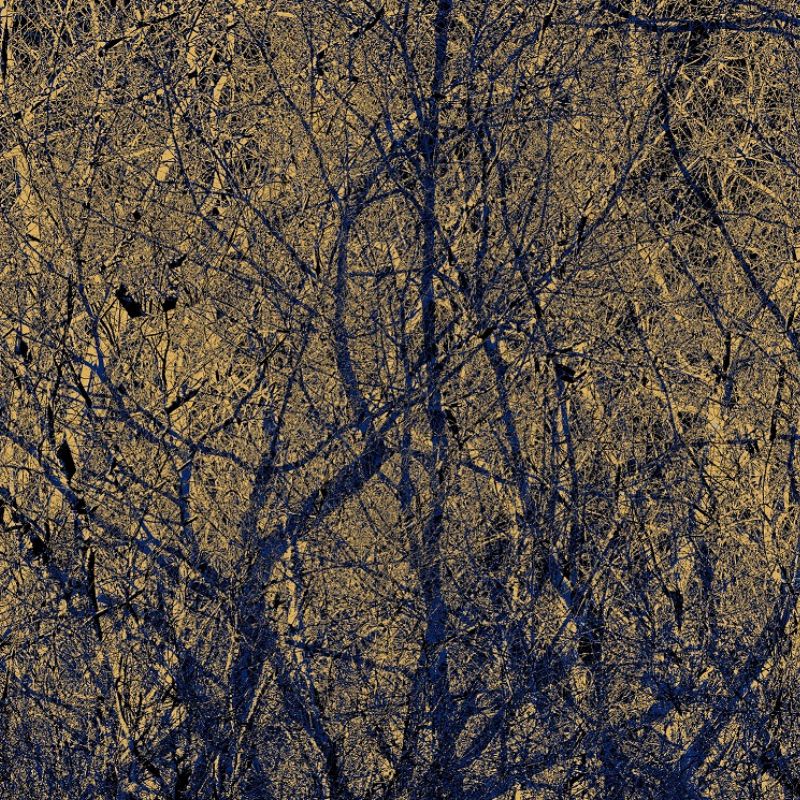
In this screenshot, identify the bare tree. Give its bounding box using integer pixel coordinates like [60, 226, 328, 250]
[2, 1, 800, 798]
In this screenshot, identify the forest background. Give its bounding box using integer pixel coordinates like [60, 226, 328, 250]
[2, 1, 800, 798]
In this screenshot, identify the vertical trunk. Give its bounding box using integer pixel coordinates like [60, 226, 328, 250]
[417, 2, 458, 798]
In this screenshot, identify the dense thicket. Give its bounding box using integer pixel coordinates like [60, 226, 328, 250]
[2, 1, 800, 798]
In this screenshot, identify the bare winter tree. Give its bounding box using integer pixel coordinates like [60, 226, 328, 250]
[2, 1, 800, 798]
